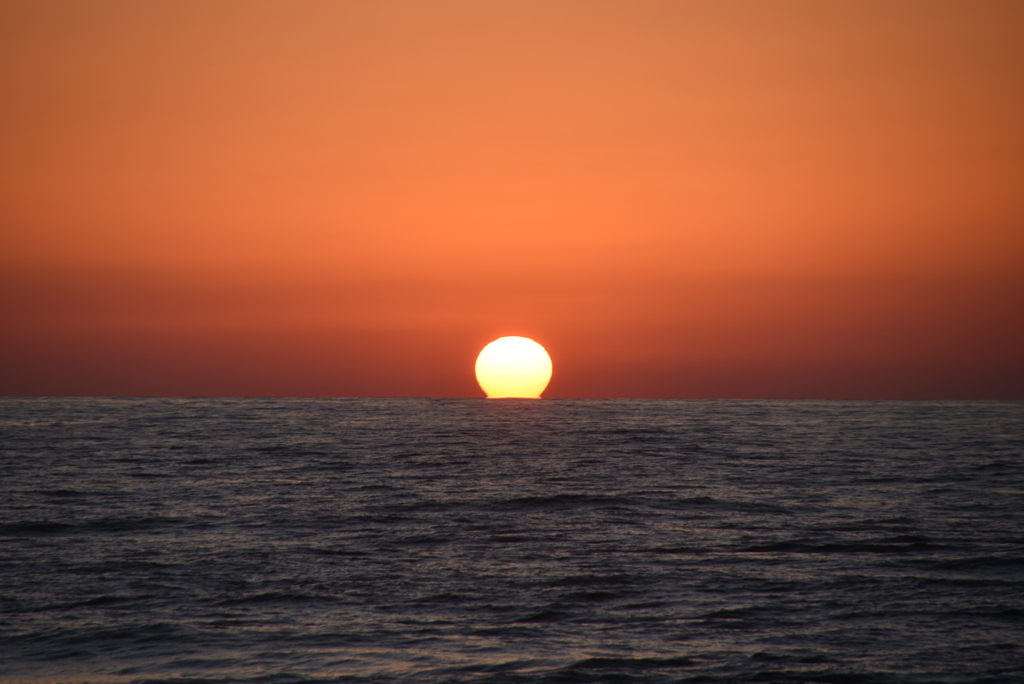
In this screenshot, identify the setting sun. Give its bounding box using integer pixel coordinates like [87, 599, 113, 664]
[475, 337, 552, 399]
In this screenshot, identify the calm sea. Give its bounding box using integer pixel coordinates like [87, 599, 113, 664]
[1, 398, 1022, 684]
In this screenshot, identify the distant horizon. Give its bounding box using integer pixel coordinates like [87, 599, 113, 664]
[5, 395, 1021, 401]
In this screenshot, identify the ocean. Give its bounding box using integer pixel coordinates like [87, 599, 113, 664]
[1, 398, 1022, 684]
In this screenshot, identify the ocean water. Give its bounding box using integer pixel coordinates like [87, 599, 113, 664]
[1, 398, 1022, 684]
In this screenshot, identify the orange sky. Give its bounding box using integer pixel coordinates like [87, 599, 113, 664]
[2, 0, 1022, 398]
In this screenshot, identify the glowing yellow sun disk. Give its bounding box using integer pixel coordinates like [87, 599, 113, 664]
[475, 337, 552, 399]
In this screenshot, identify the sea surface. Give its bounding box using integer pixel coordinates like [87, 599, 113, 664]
[1, 398, 1022, 684]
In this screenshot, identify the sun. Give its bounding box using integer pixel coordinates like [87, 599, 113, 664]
[475, 337, 552, 398]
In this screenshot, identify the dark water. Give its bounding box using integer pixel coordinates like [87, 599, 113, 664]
[1, 399, 1022, 684]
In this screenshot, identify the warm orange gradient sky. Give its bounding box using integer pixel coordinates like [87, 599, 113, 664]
[2, 1, 1022, 398]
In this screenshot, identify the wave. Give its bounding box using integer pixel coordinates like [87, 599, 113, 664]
[492, 494, 632, 510]
[652, 496, 794, 515]
[0, 516, 185, 535]
[548, 574, 633, 587]
[215, 592, 339, 606]
[928, 556, 1024, 571]
[567, 655, 695, 670]
[737, 538, 936, 554]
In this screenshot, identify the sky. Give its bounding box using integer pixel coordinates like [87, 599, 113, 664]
[2, 0, 1022, 398]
